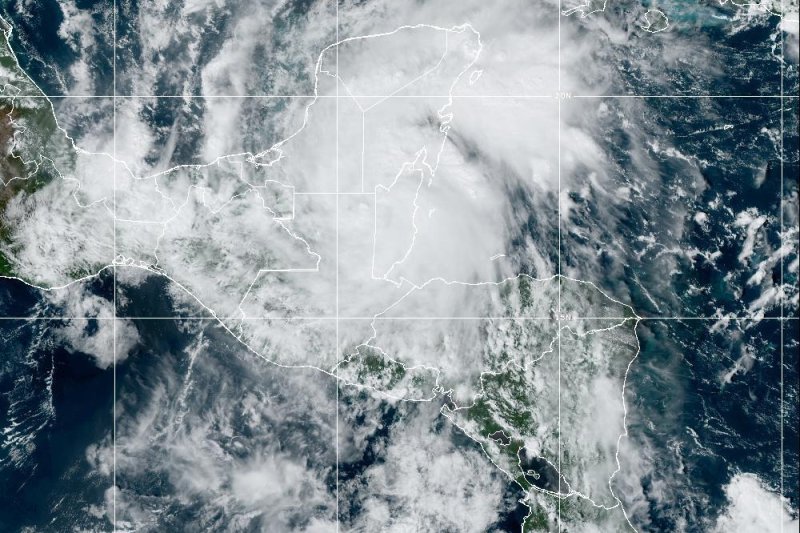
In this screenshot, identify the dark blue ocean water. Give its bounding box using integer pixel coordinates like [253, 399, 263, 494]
[0, 0, 797, 530]
[0, 318, 112, 531]
[0, 0, 113, 95]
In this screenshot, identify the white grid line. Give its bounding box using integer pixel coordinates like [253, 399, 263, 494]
[9, 94, 799, 99]
[557, 0, 563, 526]
[335, 1, 341, 531]
[779, 0, 785, 526]
[111, 0, 118, 529]
[0, 6, 795, 531]
[0, 316, 797, 321]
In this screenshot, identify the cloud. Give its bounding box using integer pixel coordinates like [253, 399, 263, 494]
[89, 321, 338, 530]
[45, 283, 140, 369]
[55, 0, 110, 95]
[3, 1, 795, 531]
[714, 473, 799, 533]
[54, 317, 139, 369]
[4, 1, 615, 318]
[339, 399, 506, 532]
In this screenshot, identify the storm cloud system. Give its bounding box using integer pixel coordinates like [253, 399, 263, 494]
[0, 0, 798, 531]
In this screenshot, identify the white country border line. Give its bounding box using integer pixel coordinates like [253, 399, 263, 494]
[438, 316, 641, 531]
[3, 18, 644, 531]
[355, 273, 641, 526]
[0, 18, 480, 295]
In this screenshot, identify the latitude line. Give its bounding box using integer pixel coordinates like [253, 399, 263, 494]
[0, 316, 797, 321]
[1, 13, 796, 533]
[9, 94, 799, 99]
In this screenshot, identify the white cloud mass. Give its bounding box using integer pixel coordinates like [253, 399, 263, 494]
[0, 0, 796, 530]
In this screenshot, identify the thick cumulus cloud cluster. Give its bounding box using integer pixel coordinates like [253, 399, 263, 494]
[714, 473, 799, 532]
[338, 396, 508, 532]
[31, 280, 137, 368]
[1, 0, 798, 530]
[85, 321, 338, 531]
[28, 0, 794, 321]
[6, 0, 619, 299]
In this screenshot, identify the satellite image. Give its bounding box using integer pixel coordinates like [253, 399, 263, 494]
[0, 0, 798, 531]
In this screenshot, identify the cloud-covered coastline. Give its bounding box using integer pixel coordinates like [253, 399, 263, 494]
[0, 0, 797, 530]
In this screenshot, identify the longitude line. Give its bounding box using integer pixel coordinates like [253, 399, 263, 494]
[557, 0, 563, 528]
[111, 0, 117, 530]
[8, 8, 796, 532]
[779, 0, 785, 528]
[334, 1, 340, 532]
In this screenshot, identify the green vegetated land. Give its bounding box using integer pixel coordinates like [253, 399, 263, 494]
[338, 344, 438, 401]
[1, 22, 75, 278]
[355, 276, 637, 531]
